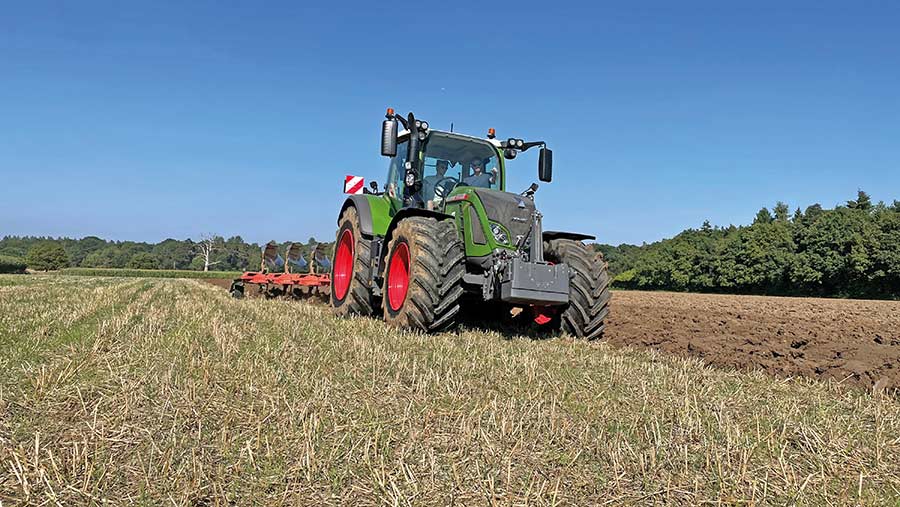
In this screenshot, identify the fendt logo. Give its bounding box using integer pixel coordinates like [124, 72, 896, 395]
[344, 175, 364, 195]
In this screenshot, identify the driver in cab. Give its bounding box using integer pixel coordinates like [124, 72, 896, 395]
[463, 157, 497, 188]
[423, 159, 450, 210]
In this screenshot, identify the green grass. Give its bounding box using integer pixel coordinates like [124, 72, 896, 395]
[59, 267, 242, 279]
[0, 275, 898, 504]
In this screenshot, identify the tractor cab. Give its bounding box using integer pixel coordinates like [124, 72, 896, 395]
[384, 130, 502, 210]
[380, 110, 551, 211]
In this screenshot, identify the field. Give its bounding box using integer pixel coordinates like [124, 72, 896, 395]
[608, 291, 900, 391]
[1, 275, 899, 504]
[60, 268, 243, 279]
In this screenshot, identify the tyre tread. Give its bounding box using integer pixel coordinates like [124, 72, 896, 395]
[384, 217, 465, 333]
[545, 239, 611, 340]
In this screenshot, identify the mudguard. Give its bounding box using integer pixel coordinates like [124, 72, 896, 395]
[338, 195, 375, 237]
[380, 208, 455, 261]
[542, 230, 596, 242]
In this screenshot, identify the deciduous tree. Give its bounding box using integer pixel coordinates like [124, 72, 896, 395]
[25, 242, 70, 271]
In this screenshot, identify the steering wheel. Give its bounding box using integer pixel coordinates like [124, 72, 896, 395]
[433, 176, 459, 198]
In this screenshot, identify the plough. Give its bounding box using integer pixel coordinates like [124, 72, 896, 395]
[229, 241, 331, 300]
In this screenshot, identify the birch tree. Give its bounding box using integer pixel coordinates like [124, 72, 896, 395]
[196, 234, 223, 272]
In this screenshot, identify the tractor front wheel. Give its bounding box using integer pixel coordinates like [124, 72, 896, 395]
[543, 239, 611, 340]
[382, 217, 465, 332]
[331, 206, 376, 316]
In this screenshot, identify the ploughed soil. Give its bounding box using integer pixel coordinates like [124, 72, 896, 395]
[202, 278, 899, 390]
[606, 291, 900, 391]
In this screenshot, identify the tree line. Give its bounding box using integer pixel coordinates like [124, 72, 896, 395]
[0, 235, 333, 273]
[4, 190, 898, 299]
[597, 191, 900, 299]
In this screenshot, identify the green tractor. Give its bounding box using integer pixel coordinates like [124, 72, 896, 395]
[330, 109, 610, 338]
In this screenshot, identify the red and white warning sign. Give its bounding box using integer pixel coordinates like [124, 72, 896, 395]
[344, 175, 364, 195]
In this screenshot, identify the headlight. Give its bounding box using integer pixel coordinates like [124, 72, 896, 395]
[516, 139, 524, 148]
[490, 222, 509, 244]
[405, 171, 416, 187]
[420, 121, 428, 130]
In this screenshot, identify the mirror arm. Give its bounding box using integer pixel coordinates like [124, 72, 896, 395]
[393, 114, 410, 130]
[520, 141, 545, 152]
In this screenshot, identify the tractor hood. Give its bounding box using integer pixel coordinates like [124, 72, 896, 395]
[472, 189, 535, 247]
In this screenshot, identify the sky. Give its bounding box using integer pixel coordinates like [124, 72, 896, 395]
[1, 1, 898, 246]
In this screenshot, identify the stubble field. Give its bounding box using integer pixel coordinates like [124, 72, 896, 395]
[1, 275, 898, 505]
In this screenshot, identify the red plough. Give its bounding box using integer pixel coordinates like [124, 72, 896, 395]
[229, 242, 331, 301]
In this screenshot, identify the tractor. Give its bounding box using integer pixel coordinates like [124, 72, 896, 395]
[330, 109, 610, 339]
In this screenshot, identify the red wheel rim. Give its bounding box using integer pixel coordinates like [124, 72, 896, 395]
[333, 229, 354, 301]
[387, 242, 410, 312]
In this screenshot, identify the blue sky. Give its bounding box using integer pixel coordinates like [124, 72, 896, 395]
[1, 1, 898, 246]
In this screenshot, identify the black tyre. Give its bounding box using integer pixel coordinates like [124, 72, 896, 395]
[331, 206, 376, 316]
[382, 217, 465, 332]
[229, 280, 244, 299]
[544, 239, 611, 340]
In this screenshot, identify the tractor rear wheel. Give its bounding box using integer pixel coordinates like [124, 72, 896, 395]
[543, 239, 611, 340]
[382, 217, 465, 332]
[331, 206, 376, 316]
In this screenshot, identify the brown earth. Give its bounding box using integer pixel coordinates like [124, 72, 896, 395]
[606, 291, 900, 391]
[202, 278, 900, 390]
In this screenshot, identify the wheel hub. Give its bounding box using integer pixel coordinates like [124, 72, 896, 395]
[333, 229, 354, 301]
[387, 242, 410, 311]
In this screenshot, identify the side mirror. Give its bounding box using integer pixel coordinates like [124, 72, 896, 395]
[538, 147, 552, 182]
[381, 118, 398, 157]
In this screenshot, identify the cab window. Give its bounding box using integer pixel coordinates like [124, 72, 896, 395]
[421, 133, 500, 194]
[385, 139, 409, 199]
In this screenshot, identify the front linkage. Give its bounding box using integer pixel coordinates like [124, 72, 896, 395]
[482, 203, 571, 306]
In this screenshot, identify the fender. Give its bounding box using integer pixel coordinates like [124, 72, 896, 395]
[338, 195, 375, 237]
[380, 208, 455, 262]
[543, 230, 596, 242]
